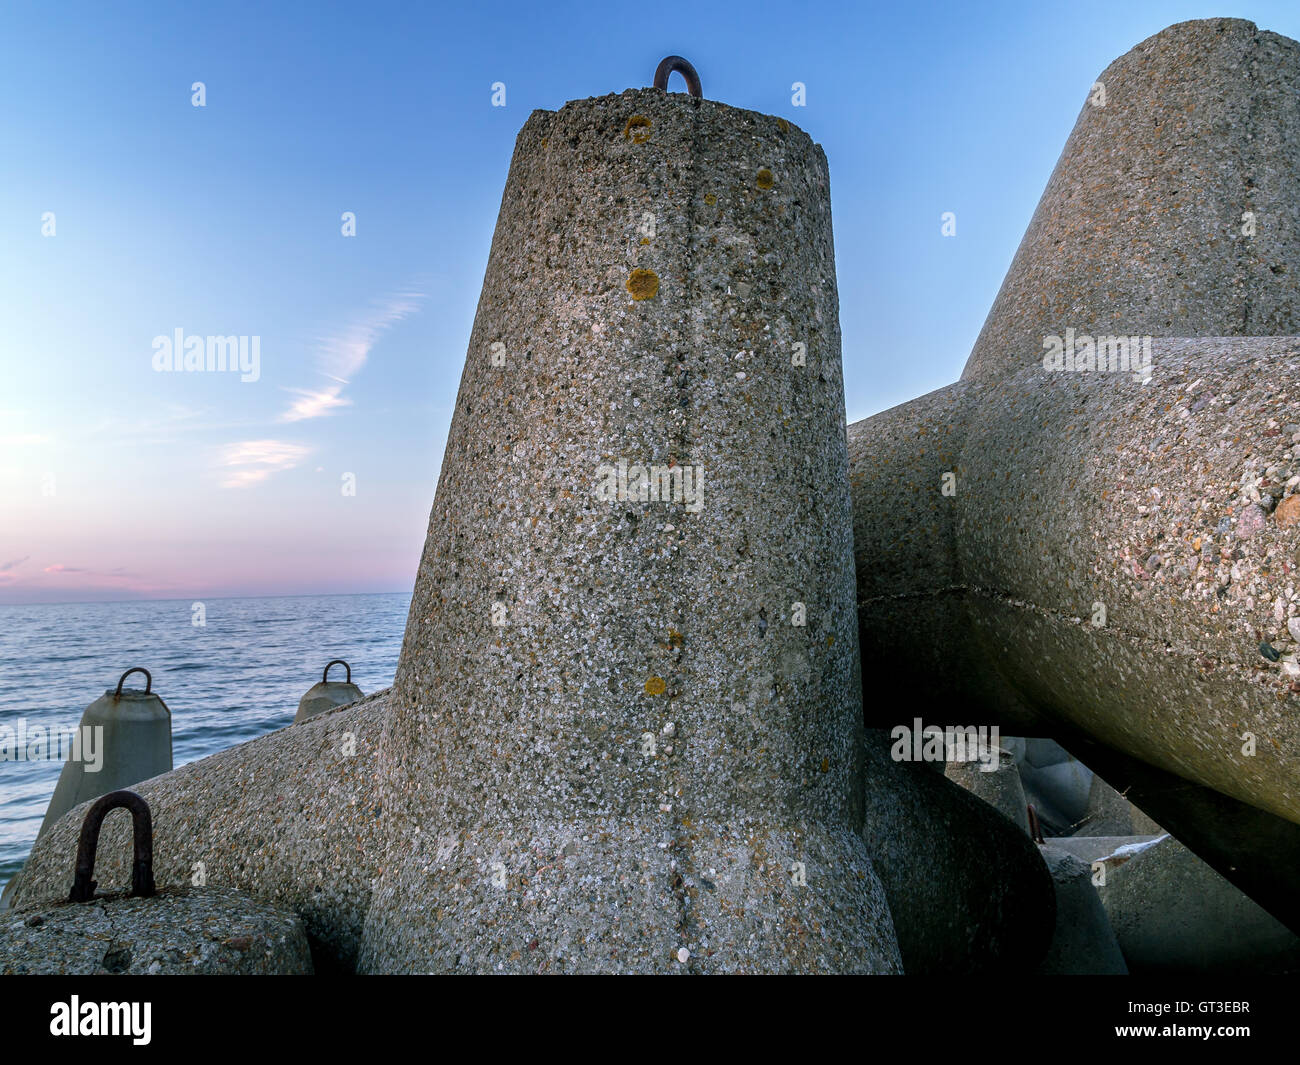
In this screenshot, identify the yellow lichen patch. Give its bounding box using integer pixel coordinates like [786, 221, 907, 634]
[639, 237, 650, 245]
[541, 137, 549, 148]
[627, 268, 659, 300]
[776, 117, 790, 132]
[644, 675, 667, 695]
[623, 115, 652, 143]
[820, 756, 829, 773]
[703, 192, 717, 206]
[756, 168, 775, 189]
[667, 629, 684, 649]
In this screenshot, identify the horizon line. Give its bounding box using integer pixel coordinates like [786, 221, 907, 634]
[0, 589, 412, 610]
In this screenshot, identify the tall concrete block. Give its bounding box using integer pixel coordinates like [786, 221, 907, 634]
[361, 87, 898, 973]
[944, 747, 1031, 835]
[850, 19, 1300, 929]
[966, 18, 1300, 381]
[1037, 846, 1128, 975]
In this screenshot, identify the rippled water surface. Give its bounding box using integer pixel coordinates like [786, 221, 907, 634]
[0, 593, 409, 891]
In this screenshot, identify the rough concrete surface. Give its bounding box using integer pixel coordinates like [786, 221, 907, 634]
[1095, 834, 1300, 972]
[850, 17, 1300, 937]
[1038, 846, 1128, 975]
[861, 733, 1054, 974]
[0, 887, 312, 975]
[966, 19, 1300, 380]
[361, 86, 899, 974]
[11, 690, 388, 971]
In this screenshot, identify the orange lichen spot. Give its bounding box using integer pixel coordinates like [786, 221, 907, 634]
[703, 192, 717, 206]
[627, 269, 659, 300]
[667, 629, 684, 649]
[644, 675, 666, 695]
[623, 115, 652, 143]
[541, 137, 549, 148]
[756, 168, 775, 189]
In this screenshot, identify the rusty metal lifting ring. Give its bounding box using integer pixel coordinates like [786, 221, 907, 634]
[323, 659, 352, 684]
[1027, 803, 1046, 845]
[653, 56, 702, 98]
[114, 666, 151, 697]
[69, 790, 156, 903]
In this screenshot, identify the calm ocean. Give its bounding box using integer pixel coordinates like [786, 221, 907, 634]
[0, 592, 409, 894]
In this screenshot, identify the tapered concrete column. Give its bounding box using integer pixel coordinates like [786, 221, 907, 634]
[361, 87, 899, 973]
[966, 18, 1300, 381]
[851, 19, 1300, 930]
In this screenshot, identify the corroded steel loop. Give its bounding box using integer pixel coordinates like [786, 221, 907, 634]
[653, 56, 701, 98]
[69, 790, 155, 903]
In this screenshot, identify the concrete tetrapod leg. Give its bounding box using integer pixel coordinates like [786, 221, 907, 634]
[1, 888, 314, 975]
[944, 747, 1031, 835]
[850, 17, 1300, 931]
[860, 734, 1054, 974]
[359, 87, 899, 974]
[1037, 847, 1127, 975]
[1094, 835, 1300, 973]
[38, 669, 172, 840]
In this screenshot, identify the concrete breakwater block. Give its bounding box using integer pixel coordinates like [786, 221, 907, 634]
[11, 689, 390, 971]
[38, 668, 172, 841]
[943, 746, 1031, 834]
[359, 86, 899, 973]
[1037, 846, 1127, 975]
[0, 887, 312, 975]
[861, 735, 1055, 974]
[1013, 738, 1092, 836]
[850, 18, 1300, 927]
[1094, 835, 1300, 973]
[294, 660, 364, 725]
[965, 18, 1300, 382]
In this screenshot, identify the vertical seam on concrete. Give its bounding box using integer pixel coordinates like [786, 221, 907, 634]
[668, 93, 703, 972]
[1239, 26, 1264, 333]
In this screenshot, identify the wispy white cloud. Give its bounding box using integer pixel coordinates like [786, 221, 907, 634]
[217, 439, 312, 488]
[0, 557, 29, 573]
[280, 289, 426, 423]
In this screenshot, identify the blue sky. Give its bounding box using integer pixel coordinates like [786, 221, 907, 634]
[3, 0, 1299, 604]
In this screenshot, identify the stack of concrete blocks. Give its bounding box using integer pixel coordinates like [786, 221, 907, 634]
[9, 17, 1300, 977]
[14, 87, 941, 974]
[851, 17, 1300, 941]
